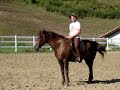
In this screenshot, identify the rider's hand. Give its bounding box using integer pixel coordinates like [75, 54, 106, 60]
[66, 35, 72, 39]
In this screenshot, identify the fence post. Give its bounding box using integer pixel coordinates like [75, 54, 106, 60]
[106, 38, 109, 50]
[93, 37, 95, 41]
[15, 35, 17, 52]
[50, 47, 52, 51]
[33, 36, 36, 47]
[1, 37, 3, 44]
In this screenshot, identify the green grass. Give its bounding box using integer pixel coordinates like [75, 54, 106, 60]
[0, 48, 52, 53]
[0, 48, 15, 53]
[0, 2, 120, 38]
[109, 48, 120, 51]
[0, 48, 33, 53]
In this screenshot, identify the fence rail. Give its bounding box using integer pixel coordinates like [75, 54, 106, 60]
[0, 35, 120, 52]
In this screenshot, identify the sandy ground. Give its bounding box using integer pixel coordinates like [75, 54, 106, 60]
[0, 51, 120, 90]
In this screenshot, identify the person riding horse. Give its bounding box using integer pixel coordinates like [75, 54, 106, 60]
[35, 30, 106, 86]
[66, 13, 81, 63]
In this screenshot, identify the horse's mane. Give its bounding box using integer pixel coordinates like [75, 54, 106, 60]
[48, 31, 65, 39]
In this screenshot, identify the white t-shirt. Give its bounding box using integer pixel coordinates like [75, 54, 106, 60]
[69, 21, 81, 38]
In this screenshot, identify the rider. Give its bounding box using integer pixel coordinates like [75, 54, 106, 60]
[66, 13, 82, 63]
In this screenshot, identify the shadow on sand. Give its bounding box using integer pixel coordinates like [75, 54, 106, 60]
[93, 79, 120, 84]
[77, 79, 120, 85]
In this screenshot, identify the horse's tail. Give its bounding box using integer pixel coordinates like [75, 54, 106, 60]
[97, 43, 106, 58]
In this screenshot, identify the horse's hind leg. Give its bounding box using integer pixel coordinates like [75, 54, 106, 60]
[88, 62, 93, 83]
[85, 56, 95, 83]
[58, 60, 65, 85]
[85, 51, 97, 83]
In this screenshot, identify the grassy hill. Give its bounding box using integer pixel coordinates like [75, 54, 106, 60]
[8, 0, 120, 19]
[0, 1, 120, 38]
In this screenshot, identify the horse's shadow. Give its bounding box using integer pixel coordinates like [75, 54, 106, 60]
[93, 79, 120, 84]
[77, 79, 120, 85]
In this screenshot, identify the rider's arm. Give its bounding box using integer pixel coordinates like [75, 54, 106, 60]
[67, 29, 81, 39]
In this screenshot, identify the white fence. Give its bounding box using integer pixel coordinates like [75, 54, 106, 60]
[0, 35, 120, 52]
[0, 35, 51, 52]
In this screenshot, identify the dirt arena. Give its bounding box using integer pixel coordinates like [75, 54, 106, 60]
[0, 51, 120, 90]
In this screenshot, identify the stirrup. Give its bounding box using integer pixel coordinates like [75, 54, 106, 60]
[75, 57, 80, 62]
[75, 57, 82, 63]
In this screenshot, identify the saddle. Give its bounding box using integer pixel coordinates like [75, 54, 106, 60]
[80, 40, 85, 52]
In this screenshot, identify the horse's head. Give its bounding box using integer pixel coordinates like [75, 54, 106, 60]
[34, 29, 49, 51]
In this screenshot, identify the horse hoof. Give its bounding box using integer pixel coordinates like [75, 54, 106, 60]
[64, 84, 69, 88]
[61, 81, 65, 85]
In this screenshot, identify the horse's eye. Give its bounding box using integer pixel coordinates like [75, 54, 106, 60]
[37, 36, 42, 40]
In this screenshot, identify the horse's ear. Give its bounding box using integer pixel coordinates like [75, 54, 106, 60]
[43, 29, 46, 34]
[41, 29, 48, 41]
[43, 28, 46, 31]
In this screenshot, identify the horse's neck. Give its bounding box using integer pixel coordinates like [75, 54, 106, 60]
[48, 33, 65, 49]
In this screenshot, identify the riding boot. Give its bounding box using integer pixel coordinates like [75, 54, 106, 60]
[75, 46, 82, 63]
[74, 38, 82, 63]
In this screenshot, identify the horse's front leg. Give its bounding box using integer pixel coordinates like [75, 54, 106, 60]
[63, 59, 70, 86]
[58, 60, 65, 85]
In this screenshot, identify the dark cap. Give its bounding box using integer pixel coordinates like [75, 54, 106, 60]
[69, 13, 78, 18]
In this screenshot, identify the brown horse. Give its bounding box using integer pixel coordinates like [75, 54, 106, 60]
[35, 30, 106, 86]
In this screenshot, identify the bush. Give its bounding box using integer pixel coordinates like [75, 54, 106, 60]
[45, 0, 63, 12]
[94, 9, 107, 19]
